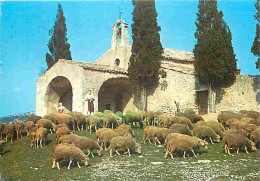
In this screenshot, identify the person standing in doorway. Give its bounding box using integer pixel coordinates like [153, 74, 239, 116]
[85, 89, 95, 115]
[57, 102, 65, 114]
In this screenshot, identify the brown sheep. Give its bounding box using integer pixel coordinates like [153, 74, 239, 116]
[43, 113, 56, 124]
[52, 143, 88, 170]
[54, 113, 74, 130]
[152, 127, 169, 145]
[165, 137, 207, 159]
[250, 128, 260, 147]
[188, 114, 204, 123]
[4, 122, 15, 142]
[118, 124, 134, 136]
[100, 131, 119, 150]
[55, 127, 71, 142]
[169, 123, 193, 136]
[222, 133, 257, 155]
[0, 122, 4, 139]
[15, 120, 25, 139]
[69, 112, 86, 131]
[36, 127, 47, 148]
[96, 128, 112, 143]
[58, 134, 81, 144]
[171, 116, 194, 130]
[114, 128, 131, 137]
[223, 129, 247, 137]
[204, 121, 224, 138]
[109, 136, 141, 156]
[72, 137, 103, 157]
[26, 115, 42, 124]
[29, 127, 37, 147]
[26, 121, 34, 137]
[143, 126, 157, 144]
[193, 126, 220, 144]
[36, 119, 56, 134]
[54, 124, 68, 131]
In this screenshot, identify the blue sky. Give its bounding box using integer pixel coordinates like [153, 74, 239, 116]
[0, 0, 258, 117]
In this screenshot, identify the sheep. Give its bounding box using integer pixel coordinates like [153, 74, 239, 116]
[26, 115, 42, 124]
[0, 140, 6, 157]
[152, 127, 169, 145]
[243, 124, 258, 135]
[222, 133, 257, 155]
[43, 113, 56, 124]
[156, 114, 172, 127]
[143, 111, 156, 126]
[239, 110, 260, 120]
[188, 114, 204, 123]
[71, 137, 103, 157]
[0, 122, 4, 139]
[193, 126, 220, 144]
[114, 128, 131, 137]
[195, 120, 206, 127]
[118, 124, 134, 136]
[171, 116, 194, 130]
[124, 111, 143, 128]
[217, 112, 244, 125]
[100, 130, 119, 150]
[58, 134, 81, 144]
[26, 121, 34, 137]
[4, 122, 15, 142]
[169, 123, 193, 136]
[250, 128, 260, 147]
[54, 123, 68, 131]
[29, 127, 37, 147]
[15, 120, 25, 139]
[229, 121, 247, 130]
[103, 113, 121, 129]
[54, 113, 74, 130]
[226, 118, 240, 127]
[223, 129, 247, 137]
[69, 112, 86, 131]
[88, 116, 103, 133]
[36, 127, 47, 148]
[109, 136, 141, 156]
[52, 143, 88, 170]
[165, 137, 206, 159]
[55, 127, 71, 142]
[204, 121, 224, 138]
[96, 128, 112, 143]
[36, 119, 56, 134]
[143, 126, 157, 144]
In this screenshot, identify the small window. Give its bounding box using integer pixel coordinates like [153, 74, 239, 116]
[115, 59, 120, 66]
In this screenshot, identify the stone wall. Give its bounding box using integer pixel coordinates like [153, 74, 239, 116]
[216, 75, 260, 113]
[146, 60, 197, 114]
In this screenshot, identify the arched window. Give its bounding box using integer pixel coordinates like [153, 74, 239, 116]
[115, 59, 120, 66]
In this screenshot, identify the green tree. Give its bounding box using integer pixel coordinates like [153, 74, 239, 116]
[46, 4, 72, 69]
[251, 0, 260, 72]
[193, 0, 237, 113]
[128, 0, 163, 110]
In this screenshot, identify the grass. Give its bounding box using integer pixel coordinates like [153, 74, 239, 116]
[0, 128, 259, 181]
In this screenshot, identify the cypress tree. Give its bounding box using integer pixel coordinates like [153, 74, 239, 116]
[46, 4, 72, 69]
[128, 0, 163, 110]
[251, 0, 260, 71]
[194, 0, 237, 113]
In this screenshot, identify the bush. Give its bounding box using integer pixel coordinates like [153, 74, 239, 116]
[184, 108, 195, 115]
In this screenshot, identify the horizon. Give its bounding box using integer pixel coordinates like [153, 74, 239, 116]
[0, 0, 259, 117]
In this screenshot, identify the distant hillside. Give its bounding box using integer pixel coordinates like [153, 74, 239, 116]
[0, 111, 35, 123]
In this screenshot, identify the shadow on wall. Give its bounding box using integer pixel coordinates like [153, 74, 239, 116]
[252, 75, 260, 104]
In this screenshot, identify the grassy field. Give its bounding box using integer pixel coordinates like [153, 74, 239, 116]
[0, 128, 259, 181]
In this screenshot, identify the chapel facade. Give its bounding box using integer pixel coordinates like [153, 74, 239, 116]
[35, 19, 260, 117]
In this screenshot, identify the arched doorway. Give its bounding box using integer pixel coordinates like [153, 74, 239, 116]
[98, 78, 134, 113]
[45, 76, 73, 114]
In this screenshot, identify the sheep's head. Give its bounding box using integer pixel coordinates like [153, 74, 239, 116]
[200, 140, 208, 149]
[97, 146, 103, 156]
[251, 142, 257, 151]
[0, 140, 6, 145]
[80, 156, 89, 166]
[135, 143, 141, 154]
[216, 135, 220, 142]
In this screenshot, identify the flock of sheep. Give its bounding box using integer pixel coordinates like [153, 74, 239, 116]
[0, 109, 259, 170]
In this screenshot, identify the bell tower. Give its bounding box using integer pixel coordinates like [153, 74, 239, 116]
[111, 19, 129, 49]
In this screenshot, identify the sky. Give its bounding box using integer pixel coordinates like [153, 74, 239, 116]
[0, 0, 258, 117]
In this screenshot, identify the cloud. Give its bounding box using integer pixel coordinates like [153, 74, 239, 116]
[14, 87, 22, 92]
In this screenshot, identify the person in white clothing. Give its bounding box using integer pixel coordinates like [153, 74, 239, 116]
[84, 89, 95, 115]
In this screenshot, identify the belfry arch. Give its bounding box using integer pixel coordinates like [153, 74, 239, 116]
[45, 76, 73, 114]
[98, 77, 134, 113]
